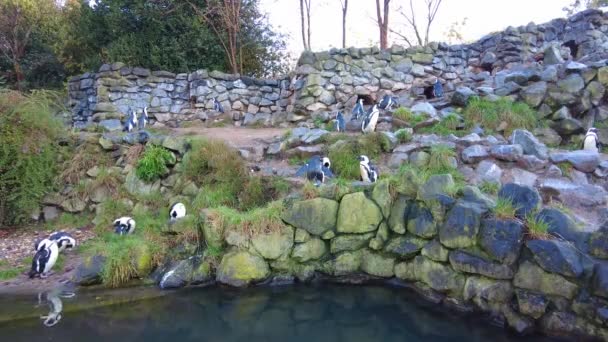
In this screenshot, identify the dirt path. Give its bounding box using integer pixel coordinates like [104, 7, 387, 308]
[173, 126, 289, 149]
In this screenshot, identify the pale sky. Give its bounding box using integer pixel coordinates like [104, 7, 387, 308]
[261, 0, 577, 56]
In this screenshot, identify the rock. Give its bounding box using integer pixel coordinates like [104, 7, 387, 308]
[503, 306, 535, 335]
[388, 153, 409, 169]
[327, 250, 363, 276]
[521, 81, 547, 107]
[421, 240, 449, 262]
[449, 250, 515, 280]
[590, 226, 608, 259]
[439, 201, 483, 249]
[406, 202, 437, 238]
[162, 136, 187, 154]
[462, 186, 496, 210]
[217, 251, 270, 287]
[330, 233, 375, 254]
[384, 235, 427, 259]
[251, 226, 294, 260]
[490, 144, 523, 162]
[544, 45, 564, 65]
[42, 206, 59, 221]
[498, 183, 540, 219]
[60, 197, 86, 213]
[371, 179, 392, 218]
[464, 276, 513, 304]
[300, 129, 329, 144]
[513, 261, 579, 299]
[411, 102, 437, 118]
[294, 228, 311, 243]
[266, 141, 286, 155]
[540, 178, 608, 208]
[476, 160, 503, 184]
[72, 255, 106, 286]
[592, 263, 608, 299]
[99, 119, 123, 132]
[159, 259, 194, 289]
[516, 290, 548, 319]
[388, 195, 409, 234]
[395, 256, 465, 295]
[552, 118, 585, 136]
[537, 208, 587, 252]
[452, 87, 477, 106]
[125, 170, 161, 197]
[549, 150, 600, 173]
[558, 73, 585, 94]
[479, 219, 524, 265]
[361, 250, 395, 277]
[462, 145, 489, 164]
[409, 151, 429, 168]
[418, 174, 455, 202]
[518, 154, 548, 172]
[599, 66, 608, 86]
[509, 168, 538, 187]
[292, 238, 327, 262]
[98, 135, 117, 150]
[526, 240, 583, 278]
[282, 198, 339, 236]
[534, 127, 562, 147]
[337, 192, 383, 234]
[510, 129, 548, 160]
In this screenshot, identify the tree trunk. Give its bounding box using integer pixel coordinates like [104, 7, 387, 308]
[375, 0, 390, 49]
[306, 0, 311, 50]
[341, 0, 348, 48]
[13, 61, 23, 91]
[300, 0, 308, 50]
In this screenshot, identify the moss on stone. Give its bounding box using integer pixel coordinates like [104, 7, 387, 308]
[513, 261, 579, 299]
[361, 249, 395, 277]
[217, 250, 270, 287]
[282, 198, 339, 236]
[292, 238, 327, 262]
[337, 192, 383, 234]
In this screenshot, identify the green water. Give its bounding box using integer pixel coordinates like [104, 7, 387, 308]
[0, 284, 555, 341]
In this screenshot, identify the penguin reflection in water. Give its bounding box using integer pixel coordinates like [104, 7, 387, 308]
[296, 155, 334, 185]
[36, 290, 75, 327]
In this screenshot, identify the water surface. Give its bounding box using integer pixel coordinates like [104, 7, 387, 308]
[0, 284, 555, 342]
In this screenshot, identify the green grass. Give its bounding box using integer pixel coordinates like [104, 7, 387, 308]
[493, 198, 518, 220]
[136, 145, 173, 182]
[557, 162, 573, 177]
[479, 181, 500, 195]
[427, 144, 457, 174]
[395, 129, 412, 143]
[462, 97, 538, 137]
[45, 212, 92, 230]
[393, 108, 414, 122]
[525, 214, 551, 239]
[327, 133, 391, 179]
[418, 114, 463, 136]
[205, 200, 286, 239]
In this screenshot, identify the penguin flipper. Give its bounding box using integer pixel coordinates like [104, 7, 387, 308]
[322, 167, 334, 178]
[295, 164, 309, 177]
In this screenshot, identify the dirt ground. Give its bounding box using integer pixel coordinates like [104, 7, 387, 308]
[172, 126, 289, 149]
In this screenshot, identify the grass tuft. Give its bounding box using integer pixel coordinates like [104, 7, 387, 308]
[136, 145, 173, 182]
[525, 214, 552, 240]
[463, 97, 537, 137]
[479, 181, 500, 195]
[395, 129, 412, 143]
[493, 198, 518, 220]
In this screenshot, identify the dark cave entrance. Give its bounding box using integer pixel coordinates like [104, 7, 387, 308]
[562, 40, 579, 60]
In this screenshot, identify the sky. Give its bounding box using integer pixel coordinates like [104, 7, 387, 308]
[260, 0, 576, 56]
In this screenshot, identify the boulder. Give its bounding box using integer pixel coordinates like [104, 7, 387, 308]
[330, 233, 375, 254]
[479, 218, 524, 265]
[388, 195, 409, 234]
[516, 290, 549, 319]
[418, 174, 455, 202]
[498, 183, 540, 219]
[125, 170, 161, 197]
[490, 144, 523, 162]
[592, 263, 608, 299]
[464, 276, 513, 304]
[551, 118, 585, 136]
[439, 201, 483, 249]
[508, 168, 538, 187]
[361, 250, 395, 277]
[539, 178, 608, 209]
[521, 81, 547, 107]
[462, 186, 496, 211]
[533, 127, 562, 147]
[461, 145, 489, 164]
[599, 66, 608, 86]
[526, 240, 583, 278]
[590, 225, 608, 259]
[406, 202, 436, 238]
[162, 136, 187, 155]
[337, 192, 383, 234]
[42, 206, 59, 221]
[159, 259, 194, 289]
[301, 129, 329, 144]
[292, 238, 327, 262]
[99, 119, 123, 132]
[549, 150, 600, 173]
[395, 256, 465, 295]
[327, 250, 363, 276]
[544, 45, 564, 65]
[449, 250, 515, 280]
[513, 261, 579, 299]
[60, 197, 86, 213]
[217, 251, 270, 287]
[510, 129, 548, 160]
[537, 208, 588, 252]
[384, 235, 427, 259]
[476, 160, 503, 184]
[410, 102, 437, 118]
[371, 179, 393, 218]
[282, 198, 339, 236]
[72, 255, 105, 286]
[421, 240, 449, 262]
[452, 87, 477, 106]
[251, 226, 294, 260]
[558, 73, 585, 94]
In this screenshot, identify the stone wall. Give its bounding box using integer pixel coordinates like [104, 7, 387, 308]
[68, 66, 292, 129]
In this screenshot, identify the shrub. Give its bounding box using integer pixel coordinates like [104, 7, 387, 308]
[463, 97, 537, 137]
[493, 198, 518, 219]
[0, 90, 66, 226]
[136, 145, 173, 182]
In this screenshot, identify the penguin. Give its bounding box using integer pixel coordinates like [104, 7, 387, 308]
[432, 79, 444, 98]
[35, 232, 76, 253]
[29, 240, 59, 279]
[359, 155, 379, 183]
[352, 99, 365, 120]
[170, 202, 186, 221]
[295, 155, 334, 185]
[334, 111, 346, 132]
[582, 127, 601, 153]
[138, 106, 149, 130]
[361, 104, 380, 134]
[123, 108, 137, 133]
[213, 98, 224, 113]
[113, 217, 136, 235]
[378, 95, 398, 111]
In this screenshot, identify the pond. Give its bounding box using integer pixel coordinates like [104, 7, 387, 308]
[0, 284, 555, 342]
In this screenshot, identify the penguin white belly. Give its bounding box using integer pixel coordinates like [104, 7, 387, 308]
[360, 164, 370, 182]
[362, 115, 379, 133]
[44, 244, 59, 274]
[583, 136, 599, 152]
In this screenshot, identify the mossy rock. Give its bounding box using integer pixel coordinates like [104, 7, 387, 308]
[324, 250, 363, 276]
[361, 249, 395, 277]
[251, 226, 294, 260]
[395, 256, 465, 296]
[330, 233, 375, 254]
[590, 226, 608, 259]
[384, 235, 427, 259]
[282, 198, 339, 236]
[217, 251, 270, 287]
[464, 276, 513, 305]
[421, 240, 449, 262]
[294, 228, 311, 243]
[159, 259, 194, 289]
[388, 195, 409, 234]
[371, 179, 393, 218]
[406, 202, 436, 238]
[125, 170, 161, 197]
[72, 255, 106, 286]
[337, 192, 383, 234]
[201, 210, 225, 249]
[135, 246, 154, 276]
[417, 174, 455, 202]
[513, 261, 579, 299]
[292, 238, 327, 262]
[439, 201, 482, 249]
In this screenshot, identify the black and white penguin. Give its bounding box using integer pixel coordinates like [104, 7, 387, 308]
[361, 104, 380, 134]
[359, 155, 379, 183]
[352, 99, 365, 120]
[378, 94, 398, 111]
[138, 106, 149, 130]
[433, 79, 444, 98]
[582, 127, 601, 153]
[123, 108, 137, 132]
[29, 240, 59, 279]
[334, 111, 345, 132]
[36, 232, 76, 253]
[113, 217, 136, 235]
[170, 202, 186, 221]
[295, 155, 334, 185]
[213, 98, 224, 113]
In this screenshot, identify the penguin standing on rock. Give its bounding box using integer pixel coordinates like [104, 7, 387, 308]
[123, 108, 137, 133]
[378, 95, 398, 111]
[113, 217, 136, 235]
[295, 155, 334, 185]
[582, 127, 601, 153]
[433, 79, 444, 98]
[138, 106, 149, 130]
[334, 111, 345, 132]
[213, 98, 224, 113]
[170, 202, 186, 222]
[29, 240, 59, 279]
[359, 155, 379, 183]
[352, 99, 365, 120]
[361, 105, 380, 134]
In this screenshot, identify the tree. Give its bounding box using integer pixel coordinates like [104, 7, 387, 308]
[300, 0, 312, 50]
[375, 0, 390, 49]
[444, 17, 467, 44]
[563, 0, 608, 15]
[0, 0, 60, 89]
[392, 0, 443, 47]
[339, 0, 348, 48]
